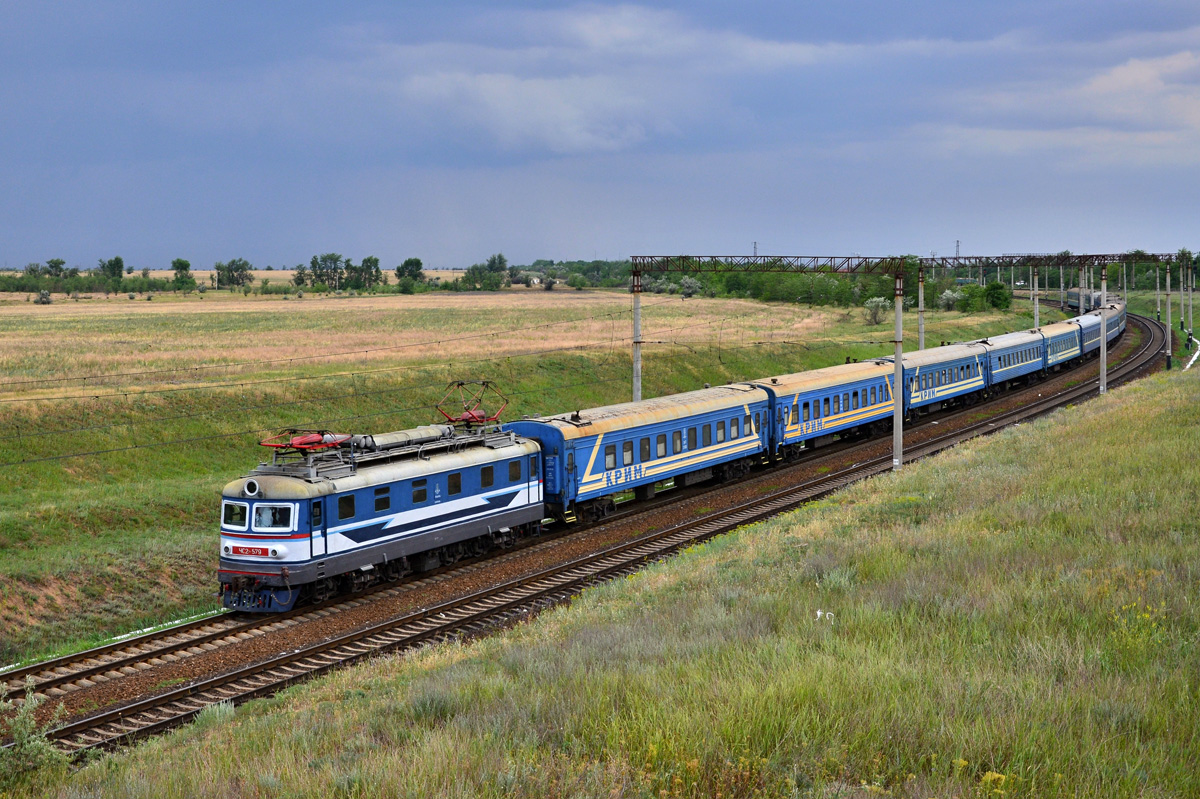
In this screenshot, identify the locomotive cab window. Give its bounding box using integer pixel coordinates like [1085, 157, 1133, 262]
[311, 501, 322, 528]
[448, 472, 462, 496]
[338, 495, 355, 520]
[374, 486, 391, 512]
[412, 479, 427, 504]
[253, 504, 292, 531]
[604, 445, 616, 470]
[530, 457, 539, 478]
[222, 501, 248, 530]
[481, 465, 494, 488]
[509, 460, 522, 482]
[622, 441, 633, 467]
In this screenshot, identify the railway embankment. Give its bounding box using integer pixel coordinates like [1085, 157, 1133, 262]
[12, 361, 1200, 798]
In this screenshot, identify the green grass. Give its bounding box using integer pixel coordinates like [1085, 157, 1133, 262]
[0, 294, 1060, 662]
[14, 350, 1197, 798]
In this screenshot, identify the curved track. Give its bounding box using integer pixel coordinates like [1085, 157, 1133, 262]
[6, 312, 1164, 753]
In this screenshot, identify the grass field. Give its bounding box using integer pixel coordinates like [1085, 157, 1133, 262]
[0, 291, 1061, 663]
[11, 330, 1197, 798]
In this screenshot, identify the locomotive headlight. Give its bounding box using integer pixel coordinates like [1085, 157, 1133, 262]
[244, 479, 260, 498]
[270, 545, 288, 559]
[223, 545, 231, 555]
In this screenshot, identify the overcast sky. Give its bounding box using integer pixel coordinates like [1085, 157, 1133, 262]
[2, 2, 1198, 270]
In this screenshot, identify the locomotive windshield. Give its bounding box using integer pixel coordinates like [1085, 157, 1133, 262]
[222, 501, 247, 529]
[253, 504, 293, 531]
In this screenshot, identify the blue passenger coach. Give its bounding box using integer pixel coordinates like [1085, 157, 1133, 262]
[505, 385, 770, 521]
[1039, 322, 1082, 370]
[885, 343, 989, 415]
[979, 329, 1045, 386]
[749, 362, 896, 457]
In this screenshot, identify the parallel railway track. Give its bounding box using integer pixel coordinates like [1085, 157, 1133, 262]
[7, 311, 1164, 753]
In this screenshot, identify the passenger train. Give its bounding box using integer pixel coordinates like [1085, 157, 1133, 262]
[219, 302, 1126, 611]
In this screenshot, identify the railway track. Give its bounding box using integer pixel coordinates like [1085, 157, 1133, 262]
[6, 311, 1163, 753]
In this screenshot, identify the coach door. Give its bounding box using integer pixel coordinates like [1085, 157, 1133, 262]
[311, 499, 327, 558]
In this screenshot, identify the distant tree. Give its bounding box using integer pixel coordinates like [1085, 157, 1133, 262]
[140, 267, 150, 279]
[23, 262, 44, 278]
[215, 258, 254, 288]
[98, 256, 125, 282]
[293, 264, 311, 287]
[344, 255, 383, 290]
[171, 258, 196, 291]
[310, 253, 345, 289]
[396, 257, 424, 282]
[125, 264, 135, 275]
[44, 259, 65, 278]
[486, 253, 508, 274]
[567, 273, 586, 290]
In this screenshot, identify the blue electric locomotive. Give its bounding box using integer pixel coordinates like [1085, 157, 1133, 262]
[219, 425, 544, 611]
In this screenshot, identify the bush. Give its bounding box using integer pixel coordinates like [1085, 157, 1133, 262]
[863, 296, 890, 325]
[128, 292, 136, 300]
[0, 678, 69, 789]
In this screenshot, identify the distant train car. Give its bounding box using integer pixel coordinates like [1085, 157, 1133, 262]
[219, 425, 544, 611]
[506, 385, 770, 521]
[1066, 288, 1102, 311]
[748, 362, 896, 457]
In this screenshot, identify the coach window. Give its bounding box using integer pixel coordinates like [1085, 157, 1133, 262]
[412, 479, 427, 504]
[823, 398, 831, 416]
[374, 486, 390, 513]
[842, 392, 849, 411]
[311, 501, 322, 528]
[622, 441, 634, 466]
[870, 387, 876, 405]
[640, 437, 651, 461]
[509, 460, 522, 482]
[338, 495, 355, 520]
[755, 412, 761, 433]
[448, 472, 462, 496]
[852, 392, 859, 410]
[716, 421, 726, 443]
[657, 434, 667, 458]
[481, 465, 494, 488]
[605, 444, 617, 470]
[791, 404, 799, 425]
[672, 431, 682, 454]
[730, 418, 740, 439]
[744, 414, 752, 434]
[687, 428, 697, 450]
[803, 401, 810, 422]
[813, 400, 821, 420]
[702, 425, 712, 447]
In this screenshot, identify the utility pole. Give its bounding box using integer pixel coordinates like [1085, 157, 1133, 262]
[918, 264, 925, 350]
[1166, 262, 1173, 369]
[1033, 265, 1040, 328]
[892, 270, 904, 472]
[1100, 264, 1107, 394]
[1059, 264, 1064, 308]
[632, 272, 643, 401]
[1157, 265, 1161, 321]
